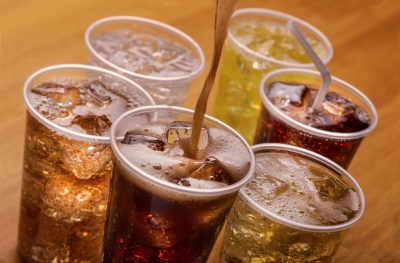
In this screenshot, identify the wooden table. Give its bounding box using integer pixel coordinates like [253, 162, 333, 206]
[1, 0, 399, 262]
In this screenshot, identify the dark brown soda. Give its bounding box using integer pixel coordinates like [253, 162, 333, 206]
[254, 81, 371, 169]
[103, 161, 236, 263]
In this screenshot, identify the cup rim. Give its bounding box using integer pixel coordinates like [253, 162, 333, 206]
[259, 68, 378, 140]
[23, 64, 155, 143]
[239, 143, 366, 233]
[110, 105, 256, 196]
[85, 16, 206, 82]
[228, 8, 334, 68]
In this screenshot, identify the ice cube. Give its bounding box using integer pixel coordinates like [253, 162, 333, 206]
[320, 92, 370, 132]
[31, 82, 80, 107]
[42, 175, 108, 221]
[60, 142, 113, 180]
[288, 242, 312, 257]
[71, 114, 112, 136]
[268, 81, 310, 107]
[127, 123, 168, 140]
[85, 80, 112, 107]
[121, 132, 166, 151]
[311, 175, 350, 201]
[166, 121, 208, 151]
[189, 157, 234, 184]
[172, 177, 228, 189]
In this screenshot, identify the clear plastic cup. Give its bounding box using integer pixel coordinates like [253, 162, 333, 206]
[212, 8, 333, 143]
[254, 68, 378, 168]
[18, 64, 154, 263]
[85, 16, 205, 106]
[220, 143, 366, 263]
[105, 105, 255, 263]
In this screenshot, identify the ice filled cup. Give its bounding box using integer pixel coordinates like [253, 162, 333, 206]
[254, 68, 378, 169]
[212, 8, 333, 143]
[220, 143, 366, 263]
[104, 105, 255, 262]
[85, 16, 205, 106]
[18, 64, 155, 263]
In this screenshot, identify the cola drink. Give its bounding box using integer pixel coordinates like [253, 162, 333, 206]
[104, 106, 254, 263]
[254, 69, 377, 168]
[18, 65, 154, 263]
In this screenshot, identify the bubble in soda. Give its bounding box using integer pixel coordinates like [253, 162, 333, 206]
[91, 28, 200, 78]
[267, 81, 371, 133]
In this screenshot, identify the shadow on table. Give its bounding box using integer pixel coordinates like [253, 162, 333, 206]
[8, 247, 22, 263]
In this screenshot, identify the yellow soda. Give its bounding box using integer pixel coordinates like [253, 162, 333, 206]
[213, 9, 331, 143]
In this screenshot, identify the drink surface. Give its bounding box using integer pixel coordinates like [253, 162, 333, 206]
[231, 19, 326, 63]
[244, 152, 360, 225]
[267, 81, 371, 133]
[221, 151, 360, 263]
[254, 81, 370, 168]
[117, 121, 251, 189]
[91, 28, 200, 78]
[213, 19, 327, 143]
[28, 79, 144, 136]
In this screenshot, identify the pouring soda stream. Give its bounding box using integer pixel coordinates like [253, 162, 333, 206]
[190, 0, 238, 158]
[287, 20, 332, 110]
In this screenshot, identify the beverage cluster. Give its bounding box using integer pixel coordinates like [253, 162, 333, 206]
[18, 8, 377, 263]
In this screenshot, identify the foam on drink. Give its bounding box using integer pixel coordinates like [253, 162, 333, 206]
[91, 29, 200, 78]
[117, 121, 251, 190]
[267, 81, 371, 133]
[244, 151, 361, 226]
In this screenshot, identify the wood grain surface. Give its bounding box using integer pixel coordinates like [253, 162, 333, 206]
[0, 0, 399, 262]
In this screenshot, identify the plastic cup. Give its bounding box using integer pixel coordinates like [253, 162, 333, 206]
[220, 143, 366, 263]
[105, 105, 255, 263]
[85, 16, 205, 106]
[254, 68, 378, 169]
[212, 8, 333, 143]
[18, 64, 154, 262]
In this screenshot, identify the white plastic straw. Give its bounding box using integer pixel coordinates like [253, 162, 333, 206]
[287, 20, 331, 110]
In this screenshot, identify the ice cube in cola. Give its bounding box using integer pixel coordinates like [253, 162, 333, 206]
[104, 108, 253, 263]
[18, 65, 153, 263]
